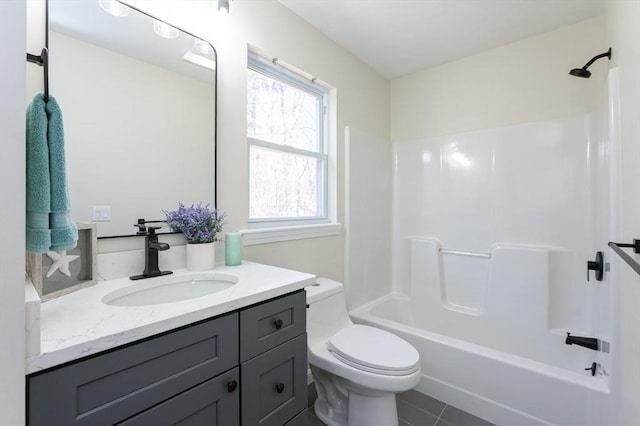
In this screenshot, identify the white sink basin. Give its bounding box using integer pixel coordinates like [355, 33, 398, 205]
[102, 272, 239, 307]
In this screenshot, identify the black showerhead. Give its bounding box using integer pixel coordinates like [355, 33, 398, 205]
[569, 48, 612, 78]
[569, 68, 592, 78]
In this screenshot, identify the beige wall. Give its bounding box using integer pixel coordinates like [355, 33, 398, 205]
[605, 2, 640, 425]
[391, 17, 606, 141]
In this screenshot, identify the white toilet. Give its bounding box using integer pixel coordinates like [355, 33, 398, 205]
[306, 278, 421, 426]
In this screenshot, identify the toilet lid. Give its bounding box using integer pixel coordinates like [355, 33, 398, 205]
[327, 325, 420, 376]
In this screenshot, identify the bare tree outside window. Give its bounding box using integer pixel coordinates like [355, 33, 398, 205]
[247, 56, 328, 224]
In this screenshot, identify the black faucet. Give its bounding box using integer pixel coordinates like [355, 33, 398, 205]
[565, 332, 599, 351]
[130, 226, 173, 280]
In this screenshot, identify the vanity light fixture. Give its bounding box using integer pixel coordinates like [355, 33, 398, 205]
[194, 39, 215, 56]
[183, 50, 216, 71]
[98, 0, 130, 17]
[153, 19, 179, 39]
[218, 0, 230, 14]
[183, 38, 216, 70]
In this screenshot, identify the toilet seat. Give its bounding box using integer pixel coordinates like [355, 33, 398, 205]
[327, 325, 420, 376]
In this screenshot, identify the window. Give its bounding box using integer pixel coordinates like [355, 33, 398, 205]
[247, 53, 329, 229]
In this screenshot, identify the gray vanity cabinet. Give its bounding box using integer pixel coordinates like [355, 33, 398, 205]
[27, 313, 239, 426]
[240, 291, 308, 426]
[117, 367, 240, 426]
[27, 290, 308, 426]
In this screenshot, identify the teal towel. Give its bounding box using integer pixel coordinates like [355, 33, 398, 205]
[26, 93, 78, 253]
[26, 93, 52, 252]
[45, 95, 77, 251]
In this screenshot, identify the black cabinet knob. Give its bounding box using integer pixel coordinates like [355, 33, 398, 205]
[275, 383, 285, 393]
[274, 319, 283, 329]
[227, 380, 238, 393]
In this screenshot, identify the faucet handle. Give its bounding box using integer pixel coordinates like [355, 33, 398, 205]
[147, 226, 162, 235]
[133, 219, 147, 235]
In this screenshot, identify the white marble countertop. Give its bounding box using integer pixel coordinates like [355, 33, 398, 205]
[26, 262, 315, 374]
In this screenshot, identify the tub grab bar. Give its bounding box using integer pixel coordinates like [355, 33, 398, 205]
[608, 240, 640, 277]
[439, 248, 490, 258]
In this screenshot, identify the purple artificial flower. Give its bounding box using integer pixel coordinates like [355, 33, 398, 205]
[163, 202, 226, 244]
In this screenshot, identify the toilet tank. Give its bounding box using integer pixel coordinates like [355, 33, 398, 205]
[306, 278, 353, 343]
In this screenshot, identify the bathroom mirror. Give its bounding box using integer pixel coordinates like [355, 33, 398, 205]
[48, 0, 216, 238]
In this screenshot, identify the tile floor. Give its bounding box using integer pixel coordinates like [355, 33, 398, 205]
[306, 384, 496, 426]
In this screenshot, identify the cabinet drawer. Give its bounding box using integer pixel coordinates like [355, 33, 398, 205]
[241, 333, 307, 426]
[240, 290, 306, 361]
[28, 313, 238, 426]
[117, 367, 240, 426]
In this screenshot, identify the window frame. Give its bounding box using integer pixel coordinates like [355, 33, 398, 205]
[246, 53, 330, 229]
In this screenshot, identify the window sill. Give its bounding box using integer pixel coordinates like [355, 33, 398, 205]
[240, 223, 343, 246]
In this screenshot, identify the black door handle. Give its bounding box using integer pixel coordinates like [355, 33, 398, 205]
[274, 319, 283, 329]
[587, 251, 604, 281]
[275, 383, 285, 393]
[227, 380, 238, 393]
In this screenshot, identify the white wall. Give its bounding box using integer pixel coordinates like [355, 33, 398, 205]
[605, 2, 640, 425]
[0, 1, 26, 424]
[345, 126, 392, 309]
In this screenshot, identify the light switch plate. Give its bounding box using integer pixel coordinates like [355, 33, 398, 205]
[92, 205, 111, 222]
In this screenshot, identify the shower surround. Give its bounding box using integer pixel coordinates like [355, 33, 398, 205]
[346, 102, 614, 425]
[392, 113, 600, 324]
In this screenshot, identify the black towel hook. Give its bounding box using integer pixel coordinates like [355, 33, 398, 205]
[26, 0, 49, 102]
[27, 48, 49, 102]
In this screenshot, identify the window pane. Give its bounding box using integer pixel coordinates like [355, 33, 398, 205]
[249, 145, 323, 219]
[247, 69, 320, 152]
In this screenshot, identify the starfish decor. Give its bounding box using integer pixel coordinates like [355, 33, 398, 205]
[45, 251, 80, 278]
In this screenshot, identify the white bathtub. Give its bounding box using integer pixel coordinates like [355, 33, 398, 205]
[350, 293, 609, 426]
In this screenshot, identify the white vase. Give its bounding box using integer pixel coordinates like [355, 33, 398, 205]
[186, 242, 215, 271]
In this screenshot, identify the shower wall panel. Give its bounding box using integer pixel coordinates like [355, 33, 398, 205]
[393, 115, 597, 334]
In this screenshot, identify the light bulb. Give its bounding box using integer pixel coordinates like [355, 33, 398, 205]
[98, 0, 130, 17]
[218, 0, 229, 14]
[153, 20, 179, 39]
[194, 39, 214, 56]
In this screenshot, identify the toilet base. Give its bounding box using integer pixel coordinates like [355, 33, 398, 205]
[348, 392, 398, 426]
[311, 366, 400, 426]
